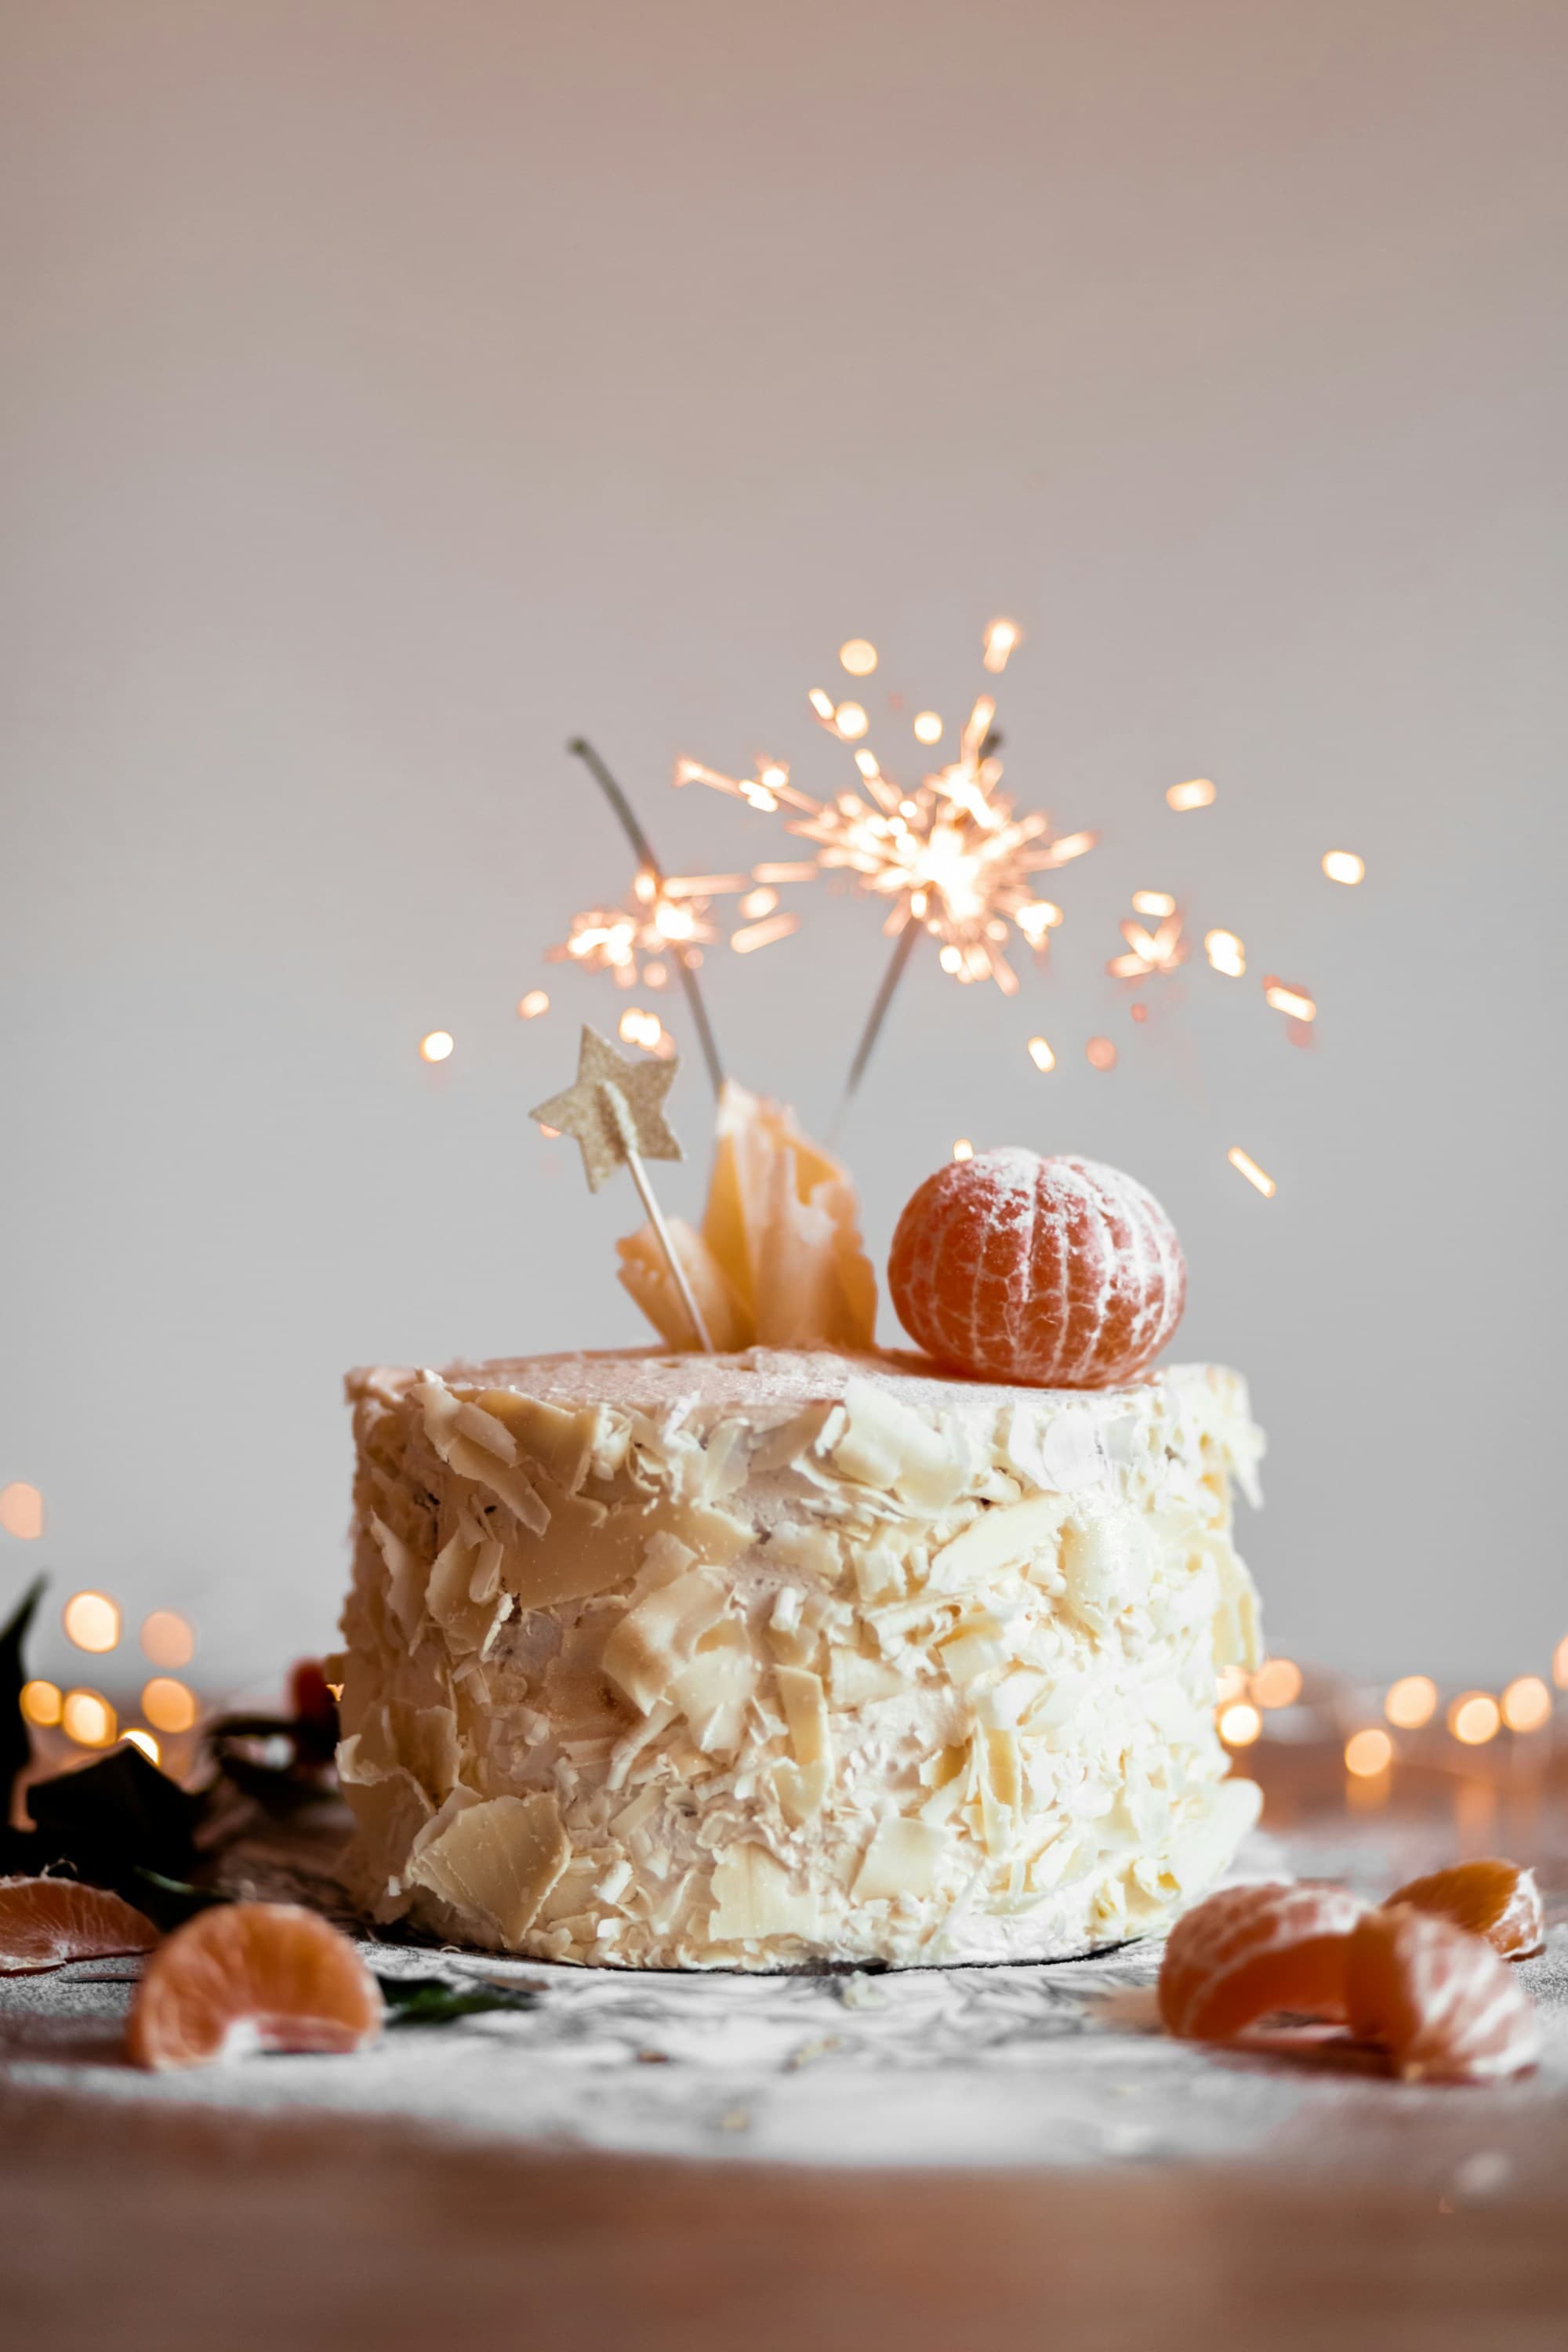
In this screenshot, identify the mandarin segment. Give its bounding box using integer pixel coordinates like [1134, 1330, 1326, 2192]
[1159, 1882, 1365, 2041]
[0, 1875, 160, 1975]
[1386, 1860, 1546, 1961]
[125, 1901, 383, 2071]
[1346, 1905, 1540, 2082]
[888, 1149, 1185, 1389]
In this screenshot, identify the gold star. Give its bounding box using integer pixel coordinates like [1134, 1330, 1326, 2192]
[529, 1025, 685, 1194]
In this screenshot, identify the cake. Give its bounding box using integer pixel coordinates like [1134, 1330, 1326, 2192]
[334, 1342, 1264, 1969]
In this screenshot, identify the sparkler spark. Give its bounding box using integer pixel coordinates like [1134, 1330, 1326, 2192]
[1228, 1146, 1276, 1197]
[1263, 979, 1316, 1022]
[550, 866, 757, 989]
[1108, 909, 1187, 980]
[1205, 928, 1246, 977]
[1167, 778, 1216, 811]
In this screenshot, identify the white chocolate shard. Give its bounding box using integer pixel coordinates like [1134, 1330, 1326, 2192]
[710, 1842, 819, 1941]
[601, 1569, 729, 1714]
[931, 1494, 1070, 1589]
[854, 1817, 949, 1901]
[405, 1790, 572, 1945]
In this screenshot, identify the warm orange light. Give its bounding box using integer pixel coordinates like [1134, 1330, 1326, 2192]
[619, 1007, 659, 1050]
[982, 617, 1022, 674]
[833, 702, 869, 741]
[1501, 1675, 1552, 1734]
[419, 1030, 454, 1063]
[913, 711, 943, 746]
[63, 1592, 121, 1654]
[1448, 1691, 1501, 1746]
[121, 1728, 161, 1765]
[1385, 1674, 1438, 1730]
[1264, 982, 1316, 1022]
[730, 913, 800, 955]
[1167, 778, 1216, 811]
[807, 688, 836, 722]
[1131, 891, 1175, 918]
[517, 989, 550, 1020]
[62, 1690, 116, 1748]
[0, 1481, 44, 1540]
[1228, 1146, 1276, 1198]
[1345, 1728, 1393, 1778]
[739, 886, 779, 919]
[1250, 1657, 1302, 1710]
[1554, 1635, 1568, 1690]
[20, 1678, 61, 1728]
[143, 1613, 196, 1670]
[1027, 1036, 1055, 1073]
[1085, 1036, 1117, 1071]
[1044, 830, 1096, 866]
[1205, 928, 1246, 977]
[838, 638, 878, 677]
[1323, 851, 1365, 885]
[142, 1677, 199, 1735]
[953, 1138, 975, 1162]
[1219, 1700, 1261, 1747]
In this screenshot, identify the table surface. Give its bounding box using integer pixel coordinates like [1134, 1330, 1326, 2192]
[6, 1765, 1568, 2350]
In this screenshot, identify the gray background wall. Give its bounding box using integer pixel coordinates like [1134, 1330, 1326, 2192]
[2, 0, 1565, 1696]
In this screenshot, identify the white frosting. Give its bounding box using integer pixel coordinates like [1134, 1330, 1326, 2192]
[335, 1348, 1265, 1969]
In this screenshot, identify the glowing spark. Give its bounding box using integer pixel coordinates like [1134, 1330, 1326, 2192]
[20, 1679, 60, 1727]
[1109, 911, 1186, 979]
[62, 1690, 116, 1748]
[1205, 928, 1246, 977]
[808, 688, 836, 722]
[1448, 1691, 1501, 1745]
[552, 864, 764, 987]
[1228, 1146, 1276, 1196]
[1264, 980, 1316, 1022]
[143, 1677, 199, 1734]
[1385, 1675, 1438, 1729]
[1219, 1701, 1261, 1746]
[1085, 1036, 1117, 1071]
[1554, 1634, 1568, 1690]
[63, 1592, 120, 1654]
[839, 639, 878, 676]
[1501, 1675, 1552, 1733]
[122, 1728, 161, 1764]
[517, 989, 550, 1020]
[833, 701, 869, 740]
[1323, 850, 1365, 885]
[1131, 890, 1175, 917]
[141, 1610, 195, 1668]
[739, 886, 778, 918]
[953, 1138, 974, 1161]
[1027, 1036, 1055, 1073]
[913, 711, 943, 745]
[1167, 778, 1215, 811]
[1345, 1728, 1393, 1777]
[1250, 1657, 1302, 1709]
[853, 750, 880, 780]
[731, 912, 801, 955]
[419, 1030, 454, 1063]
[0, 1481, 43, 1539]
[1041, 829, 1096, 867]
[539, 1123, 561, 1139]
[617, 1007, 674, 1057]
[982, 617, 1022, 673]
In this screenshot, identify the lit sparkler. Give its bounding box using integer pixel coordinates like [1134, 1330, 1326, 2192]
[1108, 906, 1188, 980]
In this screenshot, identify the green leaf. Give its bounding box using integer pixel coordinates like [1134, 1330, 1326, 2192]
[376, 1973, 542, 2026]
[128, 1868, 233, 1930]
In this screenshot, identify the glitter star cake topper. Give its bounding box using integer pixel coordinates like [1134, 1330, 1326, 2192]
[530, 1025, 713, 1350]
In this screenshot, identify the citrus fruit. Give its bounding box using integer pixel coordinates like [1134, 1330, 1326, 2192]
[1386, 1859, 1545, 1960]
[1159, 1882, 1365, 2040]
[1346, 1904, 1540, 2082]
[125, 1900, 383, 2071]
[0, 1875, 160, 1974]
[888, 1148, 1185, 1388]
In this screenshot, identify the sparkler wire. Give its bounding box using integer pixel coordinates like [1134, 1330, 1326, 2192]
[566, 738, 726, 1098]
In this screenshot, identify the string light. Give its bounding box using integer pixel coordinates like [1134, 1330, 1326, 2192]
[1345, 1728, 1393, 1777]
[1218, 1700, 1261, 1746]
[953, 1138, 974, 1161]
[982, 617, 1022, 673]
[1250, 1657, 1302, 1709]
[1227, 1147, 1276, 1198]
[62, 1690, 116, 1748]
[121, 1729, 161, 1765]
[63, 1592, 121, 1654]
[838, 639, 878, 677]
[1323, 851, 1365, 885]
[20, 1679, 61, 1727]
[141, 1610, 195, 1668]
[0, 1482, 44, 1540]
[517, 989, 550, 1019]
[1264, 981, 1316, 1022]
[1167, 779, 1215, 811]
[419, 1031, 454, 1063]
[1086, 1037, 1117, 1071]
[1501, 1675, 1552, 1733]
[913, 712, 943, 746]
[142, 1678, 198, 1735]
[1027, 1036, 1055, 1073]
[1385, 1675, 1438, 1729]
[1448, 1691, 1501, 1746]
[1205, 929, 1246, 978]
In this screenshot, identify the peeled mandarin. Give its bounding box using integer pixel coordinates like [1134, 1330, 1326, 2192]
[1346, 1904, 1540, 2082]
[125, 1900, 383, 2071]
[1386, 1859, 1545, 1961]
[0, 1875, 160, 1975]
[1159, 1882, 1365, 2041]
[888, 1149, 1185, 1388]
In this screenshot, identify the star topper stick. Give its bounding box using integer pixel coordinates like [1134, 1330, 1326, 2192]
[530, 1024, 714, 1352]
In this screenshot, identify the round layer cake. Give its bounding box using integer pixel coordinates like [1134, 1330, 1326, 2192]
[334, 1347, 1264, 1968]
